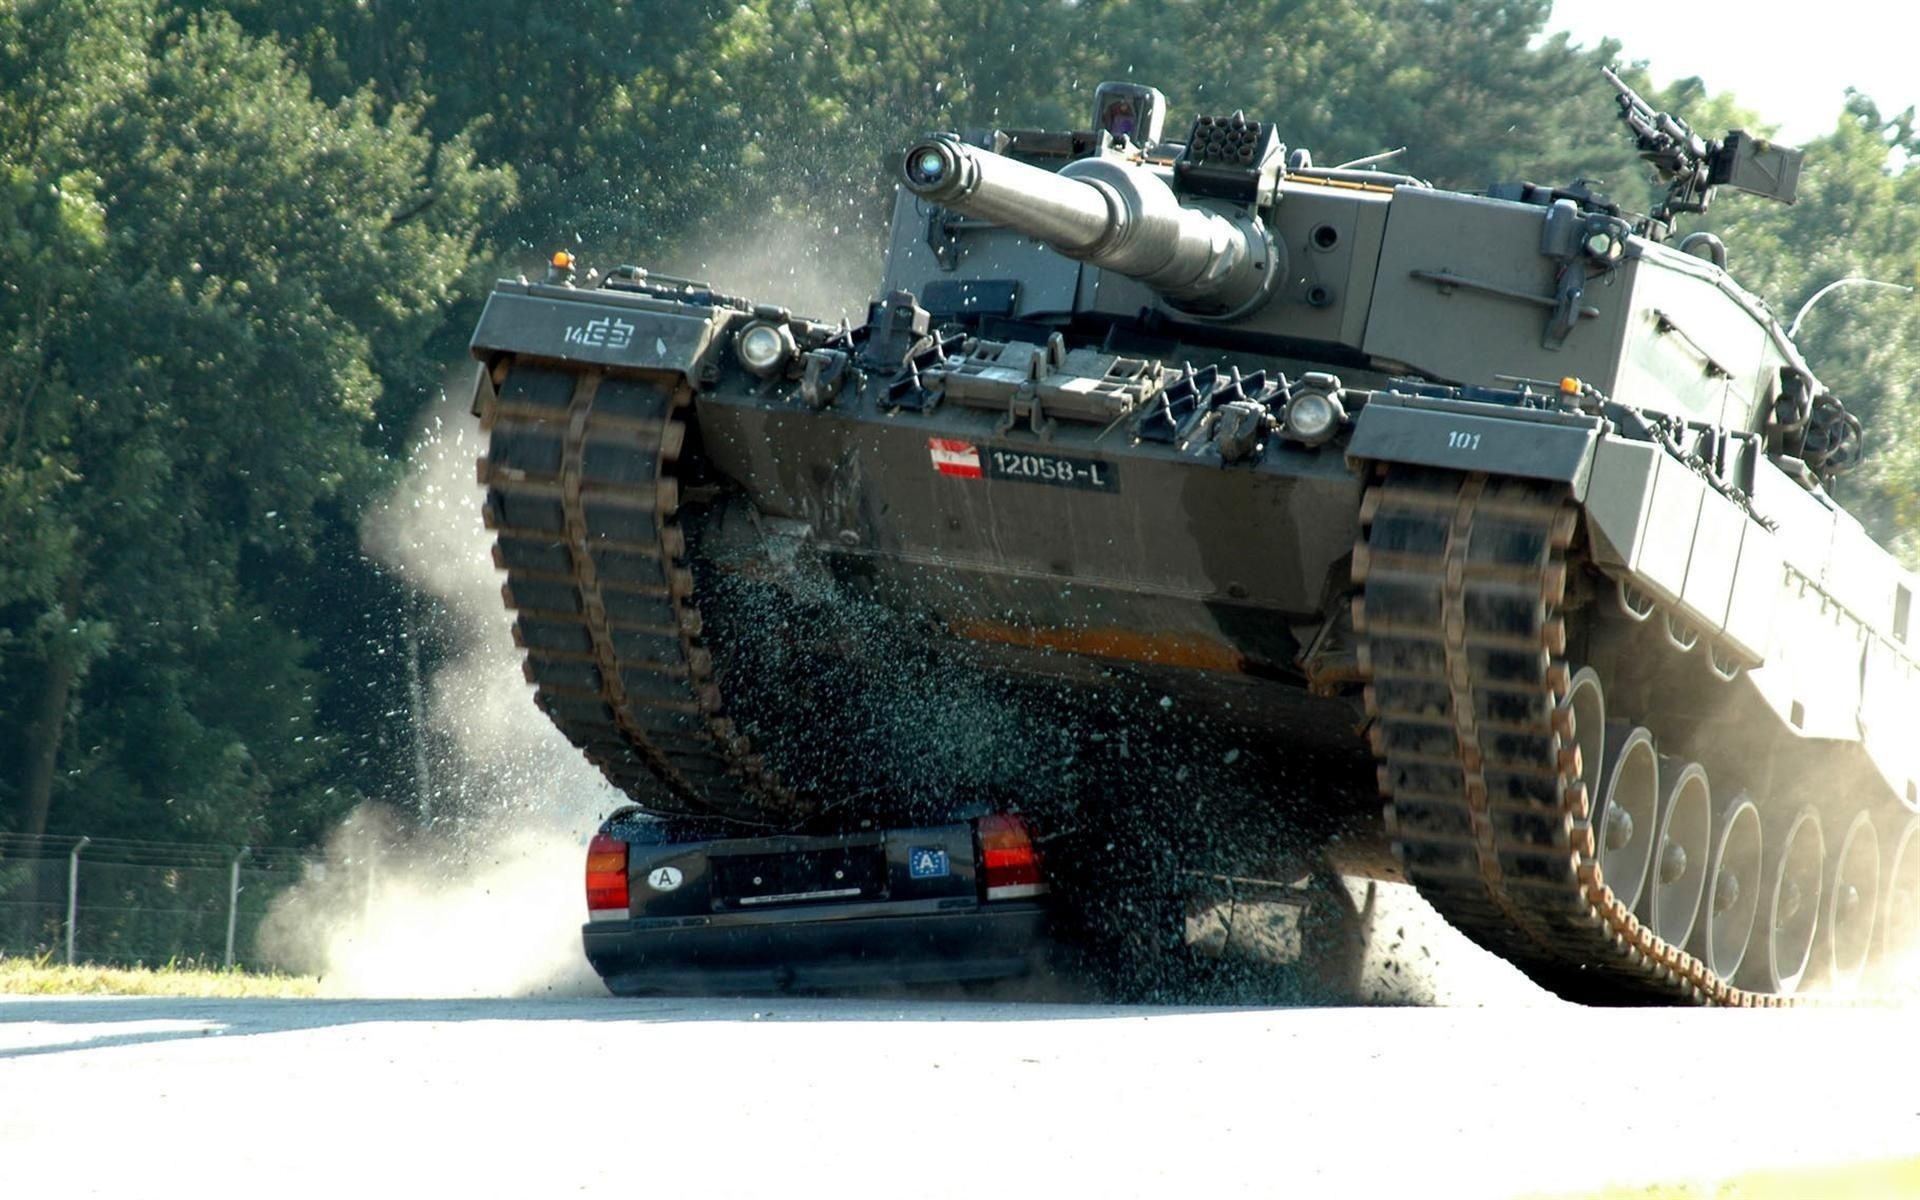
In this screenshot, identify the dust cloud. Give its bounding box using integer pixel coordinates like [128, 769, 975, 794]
[257, 392, 620, 998]
[658, 208, 881, 323]
[257, 806, 604, 998]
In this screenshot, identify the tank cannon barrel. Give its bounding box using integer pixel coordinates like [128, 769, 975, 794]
[901, 135, 1273, 315]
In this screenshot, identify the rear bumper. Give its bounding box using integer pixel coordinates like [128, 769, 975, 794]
[583, 903, 1051, 995]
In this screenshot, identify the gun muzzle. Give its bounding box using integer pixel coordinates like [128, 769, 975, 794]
[901, 135, 1275, 315]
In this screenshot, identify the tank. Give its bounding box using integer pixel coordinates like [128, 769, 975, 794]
[468, 76, 1920, 1004]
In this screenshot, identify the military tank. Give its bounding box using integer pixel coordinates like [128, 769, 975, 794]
[468, 75, 1920, 1005]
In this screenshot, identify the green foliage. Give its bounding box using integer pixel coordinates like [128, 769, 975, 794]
[1, 3, 506, 843]
[1693, 95, 1920, 557]
[0, 0, 148, 637]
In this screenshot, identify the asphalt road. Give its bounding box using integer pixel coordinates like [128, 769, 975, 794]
[4, 993, 1918, 1200]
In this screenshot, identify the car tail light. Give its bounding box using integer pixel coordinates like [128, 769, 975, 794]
[978, 814, 1048, 901]
[585, 833, 629, 919]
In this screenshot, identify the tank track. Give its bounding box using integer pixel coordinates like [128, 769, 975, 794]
[477, 357, 806, 827]
[1354, 465, 1805, 1006]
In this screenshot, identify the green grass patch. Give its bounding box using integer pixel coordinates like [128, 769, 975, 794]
[0, 953, 319, 998]
[1528, 1156, 1920, 1200]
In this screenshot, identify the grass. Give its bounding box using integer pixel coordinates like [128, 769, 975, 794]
[1530, 1157, 1920, 1200]
[0, 953, 319, 998]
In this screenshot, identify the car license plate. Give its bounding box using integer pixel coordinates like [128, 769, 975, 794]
[711, 845, 885, 908]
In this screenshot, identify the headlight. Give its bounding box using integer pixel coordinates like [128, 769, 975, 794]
[1284, 389, 1345, 445]
[1580, 214, 1630, 265]
[735, 321, 795, 376]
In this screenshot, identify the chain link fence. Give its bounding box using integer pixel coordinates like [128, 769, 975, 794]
[0, 834, 327, 970]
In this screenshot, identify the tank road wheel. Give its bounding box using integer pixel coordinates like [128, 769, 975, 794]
[1593, 724, 1660, 913]
[1811, 809, 1880, 992]
[1686, 793, 1763, 980]
[1735, 805, 1825, 997]
[1557, 668, 1606, 818]
[1875, 816, 1920, 987]
[1642, 757, 1711, 949]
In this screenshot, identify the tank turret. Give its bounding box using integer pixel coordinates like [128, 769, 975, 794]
[900, 133, 1276, 316]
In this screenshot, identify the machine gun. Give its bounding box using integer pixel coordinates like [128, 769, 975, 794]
[1602, 66, 1803, 238]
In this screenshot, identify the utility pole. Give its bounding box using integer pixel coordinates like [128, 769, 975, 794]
[65, 836, 89, 966]
[225, 847, 251, 969]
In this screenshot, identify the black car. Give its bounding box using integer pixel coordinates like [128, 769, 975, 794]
[581, 807, 1053, 995]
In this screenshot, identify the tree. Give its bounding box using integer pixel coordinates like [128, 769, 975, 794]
[1694, 94, 1920, 559]
[0, 0, 161, 836]
[0, 8, 510, 841]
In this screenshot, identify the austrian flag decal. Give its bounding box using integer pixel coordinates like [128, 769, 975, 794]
[928, 437, 983, 478]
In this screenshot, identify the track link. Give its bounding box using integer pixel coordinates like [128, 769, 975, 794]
[1356, 465, 1793, 1006]
[477, 357, 806, 827]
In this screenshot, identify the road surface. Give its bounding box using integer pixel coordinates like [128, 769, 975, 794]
[4, 993, 1917, 1199]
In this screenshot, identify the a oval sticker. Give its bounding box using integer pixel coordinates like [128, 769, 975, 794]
[647, 866, 685, 892]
